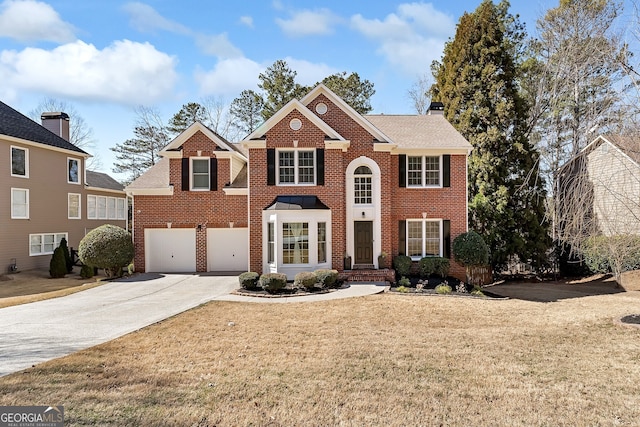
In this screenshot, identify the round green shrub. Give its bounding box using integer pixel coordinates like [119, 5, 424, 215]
[49, 246, 67, 278]
[259, 273, 287, 293]
[435, 283, 452, 294]
[314, 269, 338, 288]
[78, 224, 134, 278]
[393, 255, 412, 277]
[294, 271, 318, 290]
[239, 272, 260, 290]
[419, 257, 450, 278]
[80, 264, 94, 279]
[452, 231, 490, 267]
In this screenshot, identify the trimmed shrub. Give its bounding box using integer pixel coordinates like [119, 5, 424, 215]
[78, 224, 134, 278]
[259, 273, 287, 293]
[239, 272, 260, 290]
[398, 276, 411, 287]
[393, 255, 412, 277]
[452, 231, 490, 267]
[419, 257, 450, 278]
[294, 271, 318, 290]
[435, 283, 452, 294]
[80, 264, 94, 279]
[49, 246, 67, 278]
[315, 269, 339, 288]
[59, 237, 73, 273]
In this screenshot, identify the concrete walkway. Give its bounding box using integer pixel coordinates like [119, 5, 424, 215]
[0, 274, 385, 377]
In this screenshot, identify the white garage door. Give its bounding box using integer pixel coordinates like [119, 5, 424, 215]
[145, 229, 196, 273]
[207, 228, 248, 272]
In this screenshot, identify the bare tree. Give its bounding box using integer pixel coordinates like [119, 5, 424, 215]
[200, 95, 240, 141]
[407, 73, 432, 115]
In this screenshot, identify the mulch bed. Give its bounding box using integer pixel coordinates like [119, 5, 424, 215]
[232, 284, 348, 298]
[620, 314, 640, 324]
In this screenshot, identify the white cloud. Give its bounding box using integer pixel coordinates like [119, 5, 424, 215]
[276, 9, 338, 37]
[0, 40, 178, 104]
[283, 57, 338, 86]
[350, 2, 456, 76]
[195, 33, 243, 59]
[123, 2, 190, 35]
[239, 16, 253, 28]
[0, 0, 75, 43]
[195, 57, 264, 97]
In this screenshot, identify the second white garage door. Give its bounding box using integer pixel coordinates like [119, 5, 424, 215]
[145, 228, 196, 273]
[207, 228, 248, 272]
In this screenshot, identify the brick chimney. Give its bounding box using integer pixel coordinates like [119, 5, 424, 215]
[41, 112, 70, 141]
[428, 102, 444, 115]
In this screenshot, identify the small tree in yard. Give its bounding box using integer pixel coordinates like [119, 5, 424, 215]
[453, 231, 490, 286]
[78, 224, 134, 278]
[49, 246, 67, 278]
[59, 237, 73, 273]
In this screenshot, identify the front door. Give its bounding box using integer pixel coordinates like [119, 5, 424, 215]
[354, 221, 373, 265]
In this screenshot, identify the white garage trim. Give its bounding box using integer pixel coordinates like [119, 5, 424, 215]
[145, 228, 196, 273]
[207, 228, 248, 272]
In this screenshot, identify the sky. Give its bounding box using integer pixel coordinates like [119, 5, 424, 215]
[0, 0, 632, 181]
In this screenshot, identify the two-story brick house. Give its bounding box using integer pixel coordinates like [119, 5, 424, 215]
[127, 84, 472, 280]
[1, 101, 127, 273]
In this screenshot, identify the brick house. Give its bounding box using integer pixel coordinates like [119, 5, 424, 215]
[126, 84, 472, 280]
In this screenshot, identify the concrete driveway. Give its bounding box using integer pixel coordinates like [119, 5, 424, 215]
[0, 273, 237, 377]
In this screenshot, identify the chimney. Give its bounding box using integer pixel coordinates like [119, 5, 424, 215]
[41, 112, 70, 141]
[428, 102, 444, 115]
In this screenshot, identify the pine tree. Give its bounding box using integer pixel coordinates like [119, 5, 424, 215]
[258, 60, 309, 120]
[431, 0, 550, 270]
[167, 102, 209, 135]
[320, 72, 375, 114]
[229, 89, 265, 135]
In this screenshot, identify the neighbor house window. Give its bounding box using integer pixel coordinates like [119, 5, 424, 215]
[267, 222, 275, 264]
[354, 166, 372, 204]
[191, 158, 210, 190]
[407, 220, 442, 258]
[87, 195, 126, 220]
[11, 146, 28, 177]
[30, 232, 67, 256]
[68, 193, 81, 219]
[282, 222, 309, 264]
[68, 158, 80, 184]
[278, 150, 315, 185]
[407, 156, 441, 187]
[11, 188, 29, 219]
[318, 222, 327, 263]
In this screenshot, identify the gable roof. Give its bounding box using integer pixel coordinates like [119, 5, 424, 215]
[0, 100, 88, 155]
[244, 98, 344, 141]
[364, 114, 473, 152]
[86, 170, 124, 191]
[161, 121, 247, 158]
[587, 134, 640, 166]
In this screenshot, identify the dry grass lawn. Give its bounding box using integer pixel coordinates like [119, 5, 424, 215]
[1, 288, 640, 426]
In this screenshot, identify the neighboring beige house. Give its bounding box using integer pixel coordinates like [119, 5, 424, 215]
[1, 101, 127, 273]
[558, 134, 640, 237]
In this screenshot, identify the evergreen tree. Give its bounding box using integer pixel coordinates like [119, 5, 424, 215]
[167, 102, 209, 135]
[431, 0, 550, 270]
[229, 89, 265, 135]
[258, 60, 309, 120]
[320, 72, 375, 114]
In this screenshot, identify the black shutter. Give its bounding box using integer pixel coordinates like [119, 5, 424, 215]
[210, 158, 218, 191]
[316, 148, 325, 186]
[443, 155, 451, 188]
[443, 220, 451, 258]
[399, 154, 406, 188]
[267, 148, 276, 186]
[398, 220, 406, 256]
[181, 158, 189, 191]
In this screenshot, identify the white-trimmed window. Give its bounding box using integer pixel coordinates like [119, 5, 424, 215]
[11, 146, 28, 177]
[318, 222, 327, 263]
[354, 166, 373, 204]
[68, 158, 80, 184]
[408, 155, 441, 187]
[68, 193, 81, 219]
[283, 222, 309, 264]
[191, 158, 210, 190]
[11, 188, 29, 219]
[278, 150, 315, 185]
[407, 219, 442, 259]
[267, 222, 275, 264]
[30, 232, 67, 256]
[87, 195, 126, 220]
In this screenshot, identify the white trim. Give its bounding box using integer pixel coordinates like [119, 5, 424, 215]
[223, 187, 248, 196]
[126, 187, 174, 196]
[67, 157, 81, 185]
[391, 147, 471, 155]
[276, 148, 316, 186]
[190, 157, 210, 191]
[29, 232, 68, 256]
[1, 134, 90, 158]
[160, 121, 247, 161]
[10, 187, 29, 219]
[325, 140, 351, 151]
[10, 145, 29, 178]
[406, 218, 443, 259]
[84, 186, 126, 195]
[68, 193, 81, 219]
[406, 155, 442, 188]
[242, 140, 266, 149]
[87, 194, 127, 220]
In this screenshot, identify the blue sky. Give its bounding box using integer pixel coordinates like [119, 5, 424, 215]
[0, 0, 627, 179]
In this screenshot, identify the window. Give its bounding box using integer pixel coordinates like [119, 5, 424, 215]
[11, 188, 29, 219]
[354, 166, 372, 204]
[191, 158, 210, 190]
[278, 150, 315, 185]
[318, 222, 327, 263]
[87, 195, 126, 220]
[267, 222, 275, 264]
[282, 222, 309, 264]
[68, 193, 81, 219]
[68, 158, 80, 184]
[407, 220, 442, 258]
[11, 146, 28, 177]
[407, 156, 441, 187]
[30, 232, 67, 256]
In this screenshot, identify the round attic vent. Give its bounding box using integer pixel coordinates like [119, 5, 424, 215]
[289, 118, 302, 131]
[315, 102, 328, 115]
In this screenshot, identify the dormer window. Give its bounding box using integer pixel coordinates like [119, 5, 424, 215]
[191, 158, 210, 190]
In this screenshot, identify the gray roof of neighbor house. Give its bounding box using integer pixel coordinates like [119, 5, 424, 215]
[600, 135, 640, 165]
[126, 157, 170, 189]
[0, 100, 88, 154]
[364, 114, 472, 150]
[86, 170, 125, 191]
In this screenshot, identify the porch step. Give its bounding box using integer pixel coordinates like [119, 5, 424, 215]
[341, 268, 395, 284]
